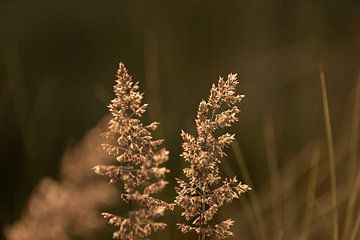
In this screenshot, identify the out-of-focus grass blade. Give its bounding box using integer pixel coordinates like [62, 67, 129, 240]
[232, 140, 269, 240]
[342, 72, 360, 240]
[263, 116, 283, 237]
[350, 208, 360, 240]
[299, 144, 320, 240]
[319, 63, 339, 240]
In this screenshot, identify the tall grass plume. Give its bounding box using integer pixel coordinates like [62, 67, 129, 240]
[175, 73, 251, 240]
[93, 63, 174, 240]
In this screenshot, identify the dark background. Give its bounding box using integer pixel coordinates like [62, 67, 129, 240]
[0, 0, 359, 239]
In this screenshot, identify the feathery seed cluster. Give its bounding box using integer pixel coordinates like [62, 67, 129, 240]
[175, 74, 251, 240]
[93, 63, 174, 240]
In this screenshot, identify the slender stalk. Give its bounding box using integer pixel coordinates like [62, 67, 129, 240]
[201, 200, 205, 240]
[343, 171, 360, 240]
[263, 116, 283, 236]
[198, 188, 204, 240]
[342, 72, 360, 240]
[350, 211, 360, 240]
[350, 210, 360, 240]
[319, 63, 339, 240]
[299, 145, 320, 240]
[231, 140, 269, 240]
[198, 109, 216, 240]
[349, 71, 360, 187]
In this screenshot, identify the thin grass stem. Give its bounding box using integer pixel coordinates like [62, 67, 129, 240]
[343, 171, 360, 240]
[263, 116, 283, 237]
[342, 72, 360, 240]
[299, 145, 320, 240]
[319, 63, 339, 240]
[350, 210, 360, 240]
[231, 140, 269, 240]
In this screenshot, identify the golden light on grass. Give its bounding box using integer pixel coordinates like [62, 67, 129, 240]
[231, 140, 268, 240]
[319, 63, 339, 240]
[263, 116, 283, 238]
[6, 121, 118, 240]
[342, 72, 360, 240]
[175, 73, 251, 240]
[299, 145, 320, 240]
[93, 63, 174, 240]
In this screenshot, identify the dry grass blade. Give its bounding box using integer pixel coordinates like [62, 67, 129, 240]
[349, 71, 360, 186]
[342, 72, 360, 240]
[263, 116, 283, 237]
[345, 171, 360, 240]
[319, 63, 339, 240]
[299, 145, 320, 240]
[350, 211, 360, 240]
[231, 140, 268, 240]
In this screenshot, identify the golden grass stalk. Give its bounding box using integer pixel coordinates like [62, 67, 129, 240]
[345, 171, 360, 240]
[231, 140, 269, 240]
[342, 72, 360, 240]
[263, 116, 283, 237]
[299, 144, 320, 240]
[348, 71, 360, 186]
[319, 63, 339, 240]
[350, 208, 360, 240]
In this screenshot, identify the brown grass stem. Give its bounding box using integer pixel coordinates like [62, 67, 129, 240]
[348, 71, 360, 186]
[299, 145, 320, 240]
[350, 210, 360, 240]
[232, 140, 269, 240]
[342, 72, 360, 240]
[319, 63, 339, 240]
[263, 116, 283, 236]
[343, 171, 360, 240]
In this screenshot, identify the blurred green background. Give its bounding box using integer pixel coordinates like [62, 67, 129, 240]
[0, 0, 359, 239]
